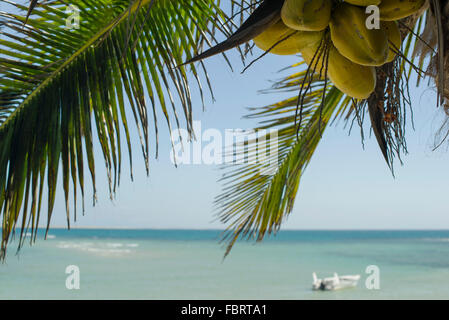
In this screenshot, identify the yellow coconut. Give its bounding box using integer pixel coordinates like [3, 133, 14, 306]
[383, 21, 402, 62]
[345, 0, 382, 6]
[301, 43, 377, 99]
[253, 19, 324, 55]
[379, 0, 426, 21]
[330, 3, 389, 66]
[281, 0, 332, 31]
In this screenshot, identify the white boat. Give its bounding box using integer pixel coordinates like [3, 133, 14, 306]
[312, 272, 360, 291]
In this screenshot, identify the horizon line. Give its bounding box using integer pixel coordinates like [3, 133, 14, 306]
[26, 227, 449, 231]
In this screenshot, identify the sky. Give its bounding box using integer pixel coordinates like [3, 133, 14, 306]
[17, 2, 449, 231]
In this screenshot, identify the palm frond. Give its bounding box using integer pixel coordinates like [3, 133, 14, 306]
[0, 0, 228, 258]
[413, 1, 448, 107]
[215, 62, 351, 256]
[184, 0, 283, 65]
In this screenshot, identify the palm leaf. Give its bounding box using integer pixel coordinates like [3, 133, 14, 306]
[0, 0, 229, 258]
[215, 62, 352, 256]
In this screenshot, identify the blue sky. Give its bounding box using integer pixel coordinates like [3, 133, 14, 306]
[29, 2, 449, 231]
[45, 50, 449, 230]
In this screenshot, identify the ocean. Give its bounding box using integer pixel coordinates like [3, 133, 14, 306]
[1, 229, 449, 299]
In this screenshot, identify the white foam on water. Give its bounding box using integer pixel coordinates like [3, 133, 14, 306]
[23, 232, 55, 239]
[106, 243, 124, 248]
[56, 241, 135, 256]
[86, 247, 131, 254]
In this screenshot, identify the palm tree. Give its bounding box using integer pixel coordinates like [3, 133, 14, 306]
[0, 0, 447, 259]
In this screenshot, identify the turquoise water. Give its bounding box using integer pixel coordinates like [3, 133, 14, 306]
[1, 229, 449, 299]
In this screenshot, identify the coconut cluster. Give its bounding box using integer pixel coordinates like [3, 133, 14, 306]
[253, 0, 426, 99]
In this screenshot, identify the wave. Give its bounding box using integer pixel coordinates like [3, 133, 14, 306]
[23, 232, 55, 239]
[56, 241, 136, 256]
[106, 243, 124, 248]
